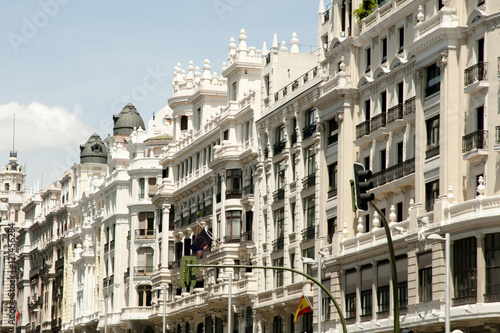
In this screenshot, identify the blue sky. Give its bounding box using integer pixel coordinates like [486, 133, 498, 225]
[0, 1, 321, 189]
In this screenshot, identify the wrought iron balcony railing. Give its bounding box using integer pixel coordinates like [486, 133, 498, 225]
[273, 188, 285, 203]
[110, 239, 115, 250]
[371, 112, 386, 131]
[302, 173, 315, 190]
[272, 236, 285, 252]
[226, 189, 242, 199]
[464, 62, 488, 86]
[243, 184, 254, 196]
[404, 96, 416, 116]
[371, 158, 415, 188]
[273, 140, 286, 155]
[224, 235, 241, 243]
[135, 229, 155, 239]
[204, 204, 213, 216]
[290, 131, 297, 145]
[356, 120, 370, 139]
[387, 104, 403, 124]
[301, 226, 315, 242]
[425, 145, 440, 159]
[462, 130, 488, 153]
[134, 266, 154, 276]
[241, 231, 253, 242]
[55, 257, 64, 270]
[302, 123, 316, 140]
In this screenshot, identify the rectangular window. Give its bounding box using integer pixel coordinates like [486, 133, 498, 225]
[426, 116, 440, 158]
[274, 160, 286, 190]
[380, 91, 387, 113]
[327, 217, 336, 244]
[361, 265, 373, 320]
[380, 149, 386, 170]
[365, 99, 371, 121]
[398, 27, 404, 53]
[396, 202, 403, 222]
[303, 196, 315, 228]
[304, 145, 316, 177]
[418, 252, 432, 302]
[274, 257, 284, 287]
[425, 179, 439, 211]
[290, 253, 295, 283]
[291, 153, 296, 181]
[381, 37, 387, 63]
[477, 106, 484, 131]
[453, 237, 477, 305]
[345, 269, 357, 320]
[365, 47, 371, 72]
[398, 81, 404, 104]
[225, 210, 242, 239]
[264, 75, 270, 96]
[397, 255, 408, 310]
[232, 81, 238, 101]
[425, 63, 440, 97]
[302, 248, 315, 276]
[328, 117, 339, 144]
[226, 169, 242, 198]
[397, 142, 404, 163]
[485, 233, 500, 302]
[327, 162, 338, 198]
[196, 107, 201, 130]
[274, 208, 285, 239]
[377, 260, 390, 316]
[290, 202, 296, 231]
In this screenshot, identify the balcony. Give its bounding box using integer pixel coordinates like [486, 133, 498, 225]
[110, 239, 115, 250]
[182, 215, 189, 226]
[370, 112, 386, 131]
[273, 140, 286, 155]
[404, 96, 416, 116]
[462, 130, 488, 153]
[356, 120, 370, 139]
[302, 173, 315, 190]
[485, 292, 500, 303]
[226, 189, 242, 199]
[224, 235, 241, 244]
[328, 188, 337, 198]
[273, 188, 285, 203]
[243, 184, 254, 196]
[124, 268, 130, 280]
[301, 226, 315, 242]
[327, 133, 338, 145]
[425, 145, 440, 159]
[371, 158, 415, 188]
[134, 266, 154, 277]
[241, 231, 253, 242]
[323, 9, 330, 21]
[135, 229, 155, 239]
[464, 62, 488, 86]
[204, 204, 213, 216]
[55, 257, 64, 270]
[39, 266, 48, 276]
[103, 277, 108, 288]
[387, 104, 403, 124]
[272, 236, 285, 252]
[302, 123, 316, 140]
[104, 243, 109, 253]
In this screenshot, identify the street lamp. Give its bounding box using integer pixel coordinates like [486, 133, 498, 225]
[302, 251, 327, 333]
[426, 233, 450, 333]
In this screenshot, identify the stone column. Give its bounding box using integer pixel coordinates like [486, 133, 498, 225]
[161, 205, 171, 268]
[413, 68, 425, 204]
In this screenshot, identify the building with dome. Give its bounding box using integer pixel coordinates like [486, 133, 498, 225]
[14, 1, 500, 333]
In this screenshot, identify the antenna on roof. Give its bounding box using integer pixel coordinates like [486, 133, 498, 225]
[10, 113, 17, 158]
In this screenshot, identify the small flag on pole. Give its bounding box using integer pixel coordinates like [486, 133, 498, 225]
[293, 294, 312, 324]
[16, 310, 20, 322]
[190, 227, 213, 256]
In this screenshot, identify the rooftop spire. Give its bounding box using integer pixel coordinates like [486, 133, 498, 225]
[272, 33, 278, 50]
[318, 0, 325, 14]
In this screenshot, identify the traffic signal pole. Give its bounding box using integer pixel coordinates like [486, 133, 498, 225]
[186, 263, 348, 333]
[369, 202, 399, 333]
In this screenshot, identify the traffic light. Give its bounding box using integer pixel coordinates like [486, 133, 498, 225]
[353, 162, 374, 211]
[180, 256, 198, 288]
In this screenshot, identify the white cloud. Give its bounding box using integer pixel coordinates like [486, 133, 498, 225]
[0, 101, 94, 189]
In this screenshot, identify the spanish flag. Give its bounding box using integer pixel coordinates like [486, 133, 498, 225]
[16, 310, 20, 322]
[293, 295, 312, 324]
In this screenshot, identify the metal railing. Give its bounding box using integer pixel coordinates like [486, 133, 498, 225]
[241, 231, 253, 242]
[273, 188, 285, 203]
[55, 257, 64, 270]
[404, 96, 416, 116]
[425, 145, 440, 159]
[302, 123, 317, 140]
[224, 235, 241, 243]
[371, 112, 386, 131]
[243, 184, 254, 196]
[301, 225, 316, 242]
[371, 158, 415, 188]
[205, 204, 213, 216]
[290, 131, 297, 145]
[134, 266, 154, 276]
[273, 140, 286, 155]
[302, 173, 315, 190]
[387, 104, 403, 124]
[104, 243, 109, 253]
[462, 130, 488, 153]
[272, 236, 285, 252]
[328, 188, 337, 198]
[356, 120, 370, 139]
[226, 189, 242, 199]
[464, 62, 488, 86]
[485, 292, 500, 303]
[110, 239, 115, 250]
[135, 229, 155, 239]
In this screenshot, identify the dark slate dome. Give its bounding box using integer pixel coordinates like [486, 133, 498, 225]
[113, 103, 146, 136]
[80, 134, 108, 164]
